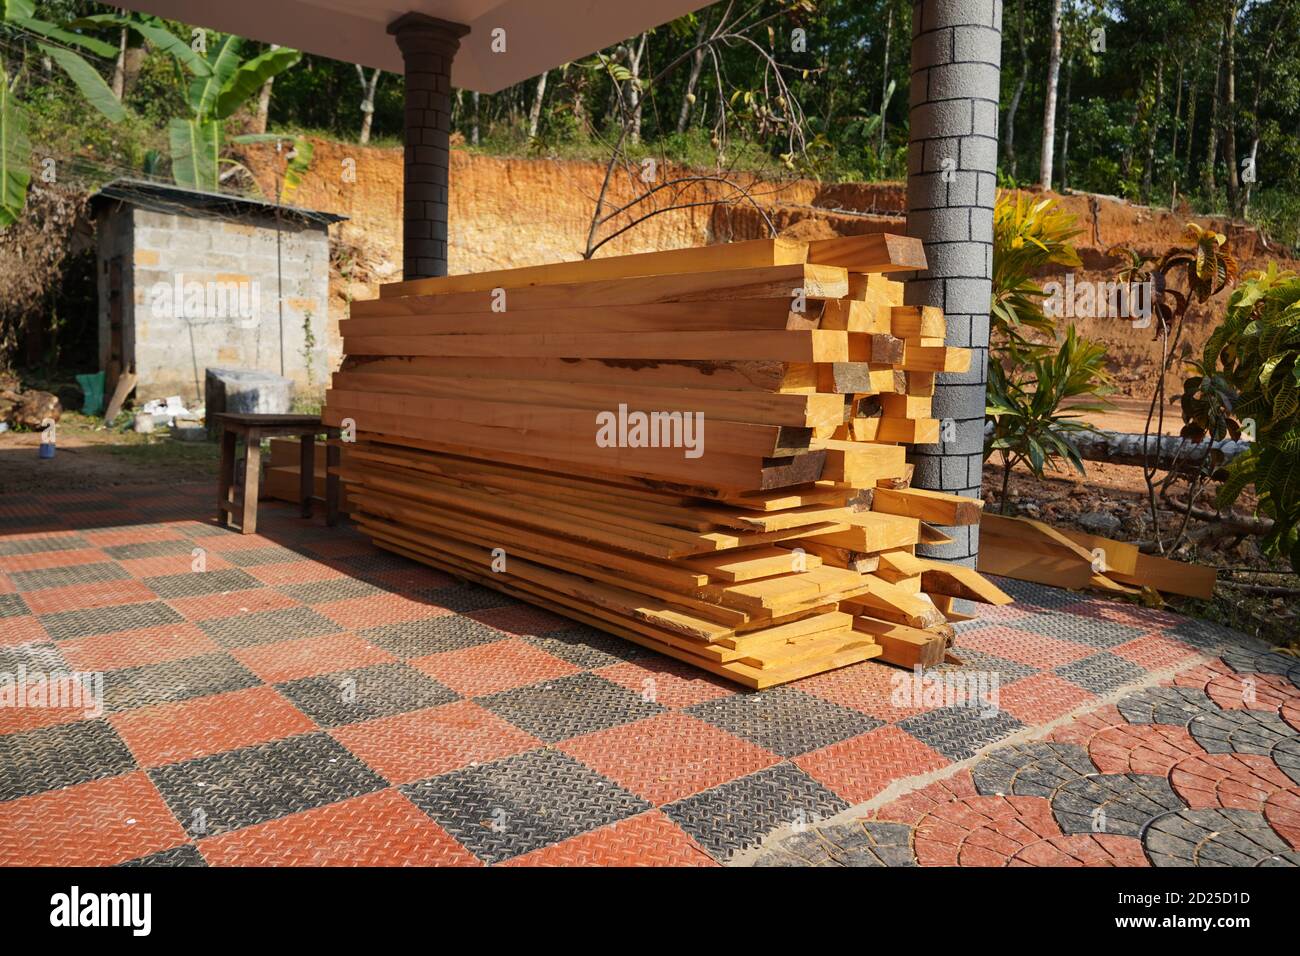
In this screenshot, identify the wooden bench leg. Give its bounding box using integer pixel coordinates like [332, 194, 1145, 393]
[241, 434, 262, 535]
[326, 434, 340, 527]
[218, 429, 237, 528]
[300, 434, 315, 519]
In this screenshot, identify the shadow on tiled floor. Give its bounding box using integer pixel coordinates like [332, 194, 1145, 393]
[0, 484, 1277, 866]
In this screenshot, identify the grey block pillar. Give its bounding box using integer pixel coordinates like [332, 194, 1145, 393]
[906, 0, 1002, 567]
[388, 13, 470, 280]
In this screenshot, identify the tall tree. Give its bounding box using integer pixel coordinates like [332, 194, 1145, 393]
[527, 69, 548, 138]
[676, 14, 709, 134]
[1039, 0, 1063, 188]
[1222, 0, 1239, 214]
[1002, 0, 1029, 178]
[354, 65, 380, 144]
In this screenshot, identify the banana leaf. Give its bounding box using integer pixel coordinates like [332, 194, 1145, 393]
[38, 43, 124, 122]
[1, 1, 37, 20]
[188, 35, 244, 118]
[213, 45, 301, 120]
[9, 16, 118, 57]
[169, 117, 220, 191]
[70, 14, 213, 77]
[0, 69, 32, 227]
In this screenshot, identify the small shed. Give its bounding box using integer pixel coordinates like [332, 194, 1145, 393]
[90, 180, 347, 406]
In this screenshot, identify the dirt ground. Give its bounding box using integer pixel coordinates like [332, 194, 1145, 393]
[0, 414, 219, 495]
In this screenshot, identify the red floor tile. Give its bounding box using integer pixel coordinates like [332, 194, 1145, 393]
[912, 794, 1062, 867]
[871, 768, 980, 826]
[231, 631, 396, 684]
[0, 615, 49, 646]
[56, 623, 219, 672]
[168, 587, 301, 622]
[1110, 633, 1205, 670]
[1204, 671, 1297, 715]
[1086, 722, 1204, 775]
[1264, 788, 1300, 849]
[23, 579, 158, 616]
[996, 673, 1098, 725]
[198, 788, 480, 866]
[595, 657, 735, 708]
[959, 625, 1095, 670]
[501, 810, 717, 867]
[111, 685, 316, 768]
[411, 638, 579, 697]
[793, 660, 931, 722]
[559, 712, 778, 805]
[82, 527, 188, 547]
[0, 548, 110, 573]
[317, 594, 450, 631]
[119, 553, 233, 578]
[0, 772, 188, 866]
[1008, 833, 1150, 867]
[331, 700, 540, 784]
[795, 725, 950, 804]
[1168, 752, 1295, 813]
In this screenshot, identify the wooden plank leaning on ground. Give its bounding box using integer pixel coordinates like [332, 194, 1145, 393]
[377, 233, 927, 299]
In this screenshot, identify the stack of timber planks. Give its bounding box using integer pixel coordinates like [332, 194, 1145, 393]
[323, 234, 1011, 689]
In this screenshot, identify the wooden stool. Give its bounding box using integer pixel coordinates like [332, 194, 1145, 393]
[215, 413, 340, 534]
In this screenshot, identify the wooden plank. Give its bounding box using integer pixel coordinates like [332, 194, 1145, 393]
[102, 370, 137, 422]
[890, 305, 946, 339]
[342, 329, 850, 363]
[805, 234, 927, 273]
[873, 486, 984, 525]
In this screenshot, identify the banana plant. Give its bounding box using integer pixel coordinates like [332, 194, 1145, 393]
[167, 36, 300, 192]
[1, 0, 126, 225]
[229, 133, 314, 204]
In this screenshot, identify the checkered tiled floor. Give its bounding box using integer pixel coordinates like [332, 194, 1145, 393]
[0, 484, 1276, 866]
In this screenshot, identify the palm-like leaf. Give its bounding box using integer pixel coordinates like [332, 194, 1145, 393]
[38, 43, 124, 122]
[0, 68, 31, 227]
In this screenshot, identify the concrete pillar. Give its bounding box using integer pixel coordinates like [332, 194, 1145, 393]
[906, 0, 1002, 566]
[388, 13, 470, 280]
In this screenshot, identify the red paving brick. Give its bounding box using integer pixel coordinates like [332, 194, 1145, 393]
[793, 660, 932, 722]
[1168, 752, 1296, 813]
[169, 587, 302, 622]
[1086, 722, 1205, 776]
[22, 579, 158, 615]
[501, 810, 717, 867]
[558, 712, 778, 805]
[1111, 633, 1205, 670]
[912, 794, 1062, 867]
[56, 623, 219, 671]
[959, 625, 1094, 670]
[996, 672, 1099, 725]
[231, 632, 396, 683]
[1047, 704, 1128, 749]
[331, 700, 540, 784]
[1264, 788, 1300, 849]
[411, 638, 580, 697]
[595, 657, 735, 708]
[118, 552, 233, 577]
[111, 685, 316, 768]
[1202, 671, 1297, 714]
[1009, 833, 1150, 867]
[317, 594, 450, 631]
[0, 547, 110, 573]
[871, 768, 980, 827]
[198, 789, 480, 866]
[0, 615, 49, 645]
[244, 560, 348, 586]
[795, 725, 950, 804]
[82, 527, 188, 547]
[0, 772, 188, 866]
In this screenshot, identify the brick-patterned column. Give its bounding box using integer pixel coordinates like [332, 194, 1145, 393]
[906, 0, 1002, 567]
[388, 13, 470, 280]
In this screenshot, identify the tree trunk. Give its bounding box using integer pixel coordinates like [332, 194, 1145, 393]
[1038, 0, 1063, 190]
[676, 16, 709, 134]
[111, 27, 127, 99]
[355, 65, 380, 145]
[1059, 58, 1072, 190]
[1203, 24, 1224, 195]
[627, 33, 647, 145]
[1169, 59, 1184, 173]
[1222, 2, 1239, 215]
[1183, 79, 1197, 181]
[252, 43, 280, 135]
[471, 91, 480, 145]
[527, 70, 549, 138]
[1002, 0, 1028, 178]
[878, 3, 894, 156]
[1141, 58, 1164, 201]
